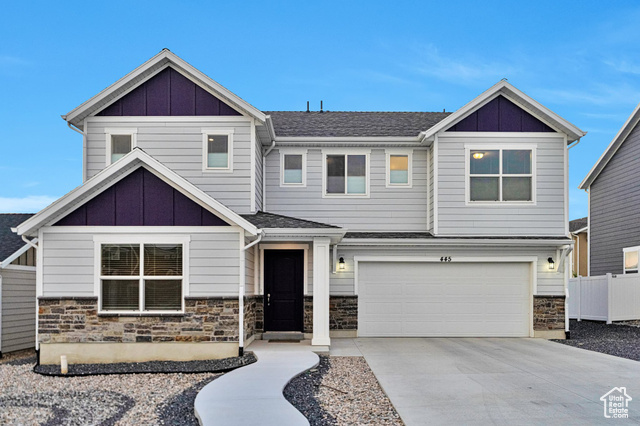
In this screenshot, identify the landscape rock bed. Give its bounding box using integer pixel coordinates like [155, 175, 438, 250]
[553, 319, 640, 361]
[34, 352, 256, 376]
[284, 356, 403, 426]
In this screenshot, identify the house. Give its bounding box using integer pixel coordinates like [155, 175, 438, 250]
[569, 217, 588, 277]
[0, 214, 36, 356]
[15, 50, 585, 364]
[579, 101, 640, 276]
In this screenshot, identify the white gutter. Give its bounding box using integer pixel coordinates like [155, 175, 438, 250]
[67, 122, 87, 182]
[340, 238, 573, 247]
[262, 140, 276, 211]
[558, 244, 574, 336]
[21, 235, 39, 250]
[567, 137, 581, 150]
[238, 231, 263, 355]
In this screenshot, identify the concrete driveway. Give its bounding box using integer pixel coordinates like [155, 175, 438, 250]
[331, 338, 640, 425]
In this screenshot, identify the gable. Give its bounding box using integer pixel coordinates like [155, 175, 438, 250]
[54, 168, 229, 227]
[446, 95, 555, 132]
[97, 67, 242, 117]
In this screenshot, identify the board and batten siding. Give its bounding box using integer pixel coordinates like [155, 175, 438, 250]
[590, 121, 640, 276]
[331, 246, 564, 296]
[265, 148, 429, 231]
[436, 134, 566, 236]
[41, 229, 241, 298]
[85, 118, 254, 214]
[1, 267, 36, 353]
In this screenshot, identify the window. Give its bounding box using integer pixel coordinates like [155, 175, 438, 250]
[99, 243, 184, 312]
[468, 147, 534, 202]
[105, 129, 137, 165]
[280, 151, 307, 186]
[202, 129, 234, 172]
[324, 152, 369, 196]
[624, 246, 640, 274]
[386, 151, 412, 187]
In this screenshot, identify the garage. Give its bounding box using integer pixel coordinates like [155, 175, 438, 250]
[357, 261, 531, 337]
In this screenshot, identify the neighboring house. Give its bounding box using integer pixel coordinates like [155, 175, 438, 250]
[580, 102, 640, 276]
[569, 217, 588, 277]
[0, 214, 36, 356]
[15, 50, 586, 365]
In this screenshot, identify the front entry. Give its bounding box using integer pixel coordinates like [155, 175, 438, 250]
[263, 250, 304, 332]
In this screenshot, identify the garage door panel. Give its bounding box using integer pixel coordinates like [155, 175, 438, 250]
[358, 262, 530, 337]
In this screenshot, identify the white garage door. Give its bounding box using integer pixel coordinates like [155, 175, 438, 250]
[358, 261, 531, 337]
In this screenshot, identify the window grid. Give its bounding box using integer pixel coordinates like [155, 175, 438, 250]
[469, 149, 533, 203]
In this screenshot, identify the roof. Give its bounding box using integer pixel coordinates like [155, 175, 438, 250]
[579, 101, 640, 189]
[265, 111, 451, 137]
[569, 217, 588, 233]
[16, 148, 258, 237]
[344, 232, 570, 240]
[241, 211, 339, 229]
[63, 49, 266, 129]
[0, 214, 34, 262]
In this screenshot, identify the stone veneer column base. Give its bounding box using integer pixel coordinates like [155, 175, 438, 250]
[533, 295, 566, 339]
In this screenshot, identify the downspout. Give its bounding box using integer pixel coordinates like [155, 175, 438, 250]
[21, 235, 40, 359]
[238, 230, 263, 356]
[67, 122, 87, 182]
[262, 140, 276, 211]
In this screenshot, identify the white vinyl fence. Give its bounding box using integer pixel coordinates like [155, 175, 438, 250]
[569, 274, 640, 323]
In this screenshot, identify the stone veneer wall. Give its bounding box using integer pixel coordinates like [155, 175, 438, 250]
[533, 296, 565, 331]
[302, 295, 358, 334]
[243, 296, 264, 342]
[38, 297, 239, 344]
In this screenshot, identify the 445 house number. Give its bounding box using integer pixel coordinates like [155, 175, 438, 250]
[440, 256, 452, 262]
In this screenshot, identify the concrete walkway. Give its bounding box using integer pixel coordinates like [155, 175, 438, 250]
[194, 341, 319, 426]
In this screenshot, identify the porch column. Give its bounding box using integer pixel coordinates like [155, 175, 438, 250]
[312, 237, 331, 346]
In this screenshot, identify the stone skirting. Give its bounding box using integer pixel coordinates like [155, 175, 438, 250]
[533, 295, 565, 332]
[329, 296, 358, 330]
[38, 297, 239, 345]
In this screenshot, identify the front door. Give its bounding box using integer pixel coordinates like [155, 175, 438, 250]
[264, 249, 304, 332]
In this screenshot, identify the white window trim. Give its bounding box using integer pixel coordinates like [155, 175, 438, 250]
[322, 149, 371, 198]
[93, 234, 190, 315]
[623, 245, 640, 274]
[202, 128, 234, 173]
[464, 144, 537, 206]
[280, 149, 308, 187]
[385, 149, 413, 188]
[105, 128, 137, 166]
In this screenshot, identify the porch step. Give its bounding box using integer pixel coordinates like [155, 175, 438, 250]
[263, 332, 304, 342]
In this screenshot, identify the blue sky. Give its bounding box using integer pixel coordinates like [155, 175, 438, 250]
[2, 1, 640, 219]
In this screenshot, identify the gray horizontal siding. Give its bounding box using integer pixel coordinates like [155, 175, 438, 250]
[436, 135, 566, 236]
[245, 243, 255, 295]
[255, 130, 264, 211]
[265, 148, 428, 231]
[590, 121, 640, 276]
[1, 268, 36, 353]
[41, 230, 241, 298]
[85, 118, 254, 214]
[428, 145, 434, 232]
[332, 246, 564, 296]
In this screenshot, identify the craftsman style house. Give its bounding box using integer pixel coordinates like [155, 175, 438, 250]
[15, 50, 585, 364]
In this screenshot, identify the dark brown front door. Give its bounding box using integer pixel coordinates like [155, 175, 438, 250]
[264, 249, 304, 332]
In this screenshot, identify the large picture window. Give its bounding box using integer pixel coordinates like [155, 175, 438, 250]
[468, 148, 534, 202]
[100, 243, 184, 312]
[324, 153, 368, 196]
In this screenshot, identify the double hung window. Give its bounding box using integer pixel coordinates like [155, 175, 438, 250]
[468, 148, 534, 202]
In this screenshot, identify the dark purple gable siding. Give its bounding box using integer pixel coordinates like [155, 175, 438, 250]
[446, 95, 554, 132]
[97, 67, 242, 117]
[54, 168, 229, 227]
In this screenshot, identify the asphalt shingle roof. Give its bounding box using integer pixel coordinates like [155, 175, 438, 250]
[241, 211, 340, 229]
[0, 214, 34, 262]
[265, 111, 452, 137]
[569, 217, 588, 233]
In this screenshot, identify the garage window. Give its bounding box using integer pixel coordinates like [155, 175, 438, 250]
[468, 148, 534, 203]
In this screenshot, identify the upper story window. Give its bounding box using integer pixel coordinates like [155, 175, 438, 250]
[467, 146, 535, 203]
[202, 129, 234, 172]
[623, 246, 640, 274]
[99, 241, 185, 313]
[386, 150, 412, 188]
[106, 129, 137, 165]
[281, 150, 307, 186]
[324, 151, 369, 197]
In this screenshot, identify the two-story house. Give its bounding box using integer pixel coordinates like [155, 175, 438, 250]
[15, 50, 585, 364]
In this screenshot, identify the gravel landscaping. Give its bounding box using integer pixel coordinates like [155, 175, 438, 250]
[553, 319, 640, 361]
[284, 356, 403, 426]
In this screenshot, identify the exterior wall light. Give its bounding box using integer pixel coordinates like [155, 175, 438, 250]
[472, 152, 484, 159]
[548, 257, 555, 270]
[338, 257, 345, 270]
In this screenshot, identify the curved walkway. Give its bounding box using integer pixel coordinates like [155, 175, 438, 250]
[194, 342, 319, 426]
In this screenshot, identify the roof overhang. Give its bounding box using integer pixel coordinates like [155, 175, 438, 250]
[340, 237, 573, 247]
[0, 238, 37, 269]
[579, 101, 640, 189]
[571, 226, 588, 235]
[420, 80, 587, 144]
[261, 228, 347, 245]
[15, 148, 258, 237]
[63, 49, 266, 129]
